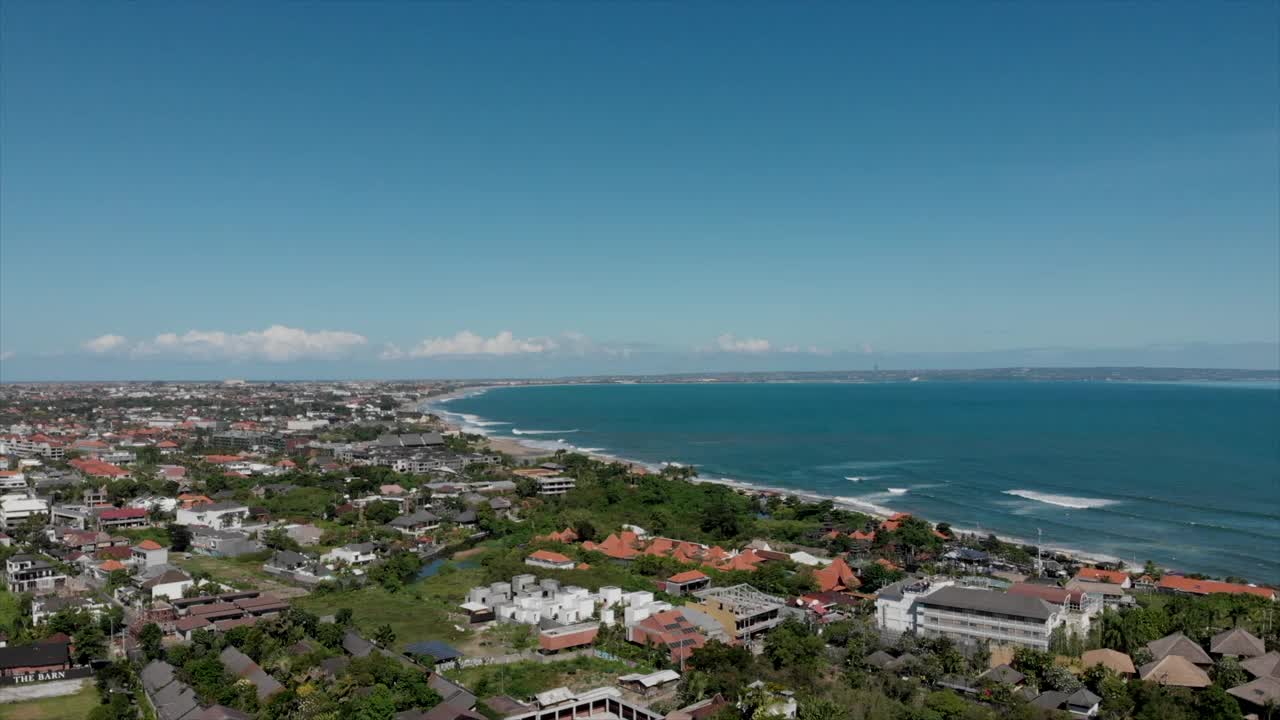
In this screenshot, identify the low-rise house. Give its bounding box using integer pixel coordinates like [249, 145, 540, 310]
[190, 527, 262, 558]
[263, 550, 334, 585]
[387, 508, 441, 537]
[1080, 649, 1135, 676]
[619, 669, 681, 698]
[665, 570, 711, 596]
[0, 639, 75, 682]
[1030, 688, 1101, 718]
[175, 502, 249, 529]
[526, 550, 576, 570]
[133, 540, 169, 568]
[538, 622, 599, 653]
[1210, 627, 1266, 658]
[628, 609, 708, 662]
[1146, 632, 1212, 667]
[139, 567, 195, 600]
[285, 523, 324, 546]
[1138, 654, 1211, 687]
[323, 543, 377, 567]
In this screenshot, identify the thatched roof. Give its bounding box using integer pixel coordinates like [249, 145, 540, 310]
[1210, 628, 1266, 658]
[1240, 651, 1280, 680]
[1081, 648, 1136, 675]
[1138, 655, 1212, 688]
[1147, 632, 1212, 666]
[1228, 677, 1280, 708]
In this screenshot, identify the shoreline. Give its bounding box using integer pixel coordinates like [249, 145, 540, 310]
[420, 387, 1129, 569]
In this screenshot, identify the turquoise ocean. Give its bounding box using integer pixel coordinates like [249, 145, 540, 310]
[435, 382, 1280, 583]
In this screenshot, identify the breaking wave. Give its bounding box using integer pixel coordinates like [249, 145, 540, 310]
[512, 428, 579, 435]
[1003, 489, 1119, 510]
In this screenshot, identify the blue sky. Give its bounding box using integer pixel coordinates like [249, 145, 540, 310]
[2, 2, 1277, 379]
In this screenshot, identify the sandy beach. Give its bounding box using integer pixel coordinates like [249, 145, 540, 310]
[420, 387, 1125, 568]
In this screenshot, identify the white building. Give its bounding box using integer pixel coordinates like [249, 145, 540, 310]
[875, 580, 1066, 651]
[536, 476, 576, 496]
[322, 543, 377, 566]
[0, 493, 49, 530]
[175, 502, 249, 528]
[0, 471, 27, 492]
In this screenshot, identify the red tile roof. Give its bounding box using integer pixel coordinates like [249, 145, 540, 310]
[98, 507, 148, 520]
[136, 540, 164, 551]
[1076, 568, 1130, 585]
[814, 556, 861, 592]
[1158, 575, 1276, 600]
[668, 570, 709, 584]
[528, 550, 572, 564]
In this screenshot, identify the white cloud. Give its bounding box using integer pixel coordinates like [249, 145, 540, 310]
[714, 333, 772, 353]
[390, 330, 558, 359]
[132, 325, 367, 361]
[83, 334, 128, 354]
[0, 351, 13, 361]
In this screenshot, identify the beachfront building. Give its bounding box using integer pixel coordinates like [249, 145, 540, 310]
[875, 580, 1066, 650]
[535, 476, 576, 496]
[915, 587, 1063, 650]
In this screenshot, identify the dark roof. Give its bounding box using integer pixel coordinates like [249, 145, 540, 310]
[390, 509, 439, 527]
[918, 587, 1055, 621]
[0, 641, 70, 670]
[142, 569, 193, 588]
[404, 640, 462, 662]
[980, 664, 1026, 685]
[864, 650, 896, 669]
[140, 660, 177, 692]
[1030, 690, 1071, 711]
[428, 673, 477, 709]
[1066, 688, 1102, 708]
[343, 630, 376, 658]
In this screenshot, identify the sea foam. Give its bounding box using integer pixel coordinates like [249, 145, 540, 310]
[1004, 489, 1119, 510]
[512, 428, 579, 435]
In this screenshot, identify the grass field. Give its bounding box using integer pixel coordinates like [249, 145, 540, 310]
[293, 563, 486, 652]
[0, 684, 100, 720]
[446, 657, 643, 699]
[173, 553, 307, 598]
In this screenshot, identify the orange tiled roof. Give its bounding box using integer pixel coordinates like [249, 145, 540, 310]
[1158, 575, 1276, 600]
[1076, 567, 1130, 585]
[668, 570, 709, 584]
[529, 550, 572, 564]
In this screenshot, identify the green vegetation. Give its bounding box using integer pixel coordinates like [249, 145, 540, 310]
[447, 656, 646, 699]
[173, 552, 297, 594]
[0, 683, 102, 720]
[0, 586, 21, 636]
[294, 565, 486, 651]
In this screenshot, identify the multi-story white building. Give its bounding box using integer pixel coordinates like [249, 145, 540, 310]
[876, 582, 1064, 650]
[536, 476, 576, 496]
[5, 553, 67, 595]
[0, 493, 49, 530]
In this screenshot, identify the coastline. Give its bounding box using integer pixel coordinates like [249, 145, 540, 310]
[420, 387, 1128, 569]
